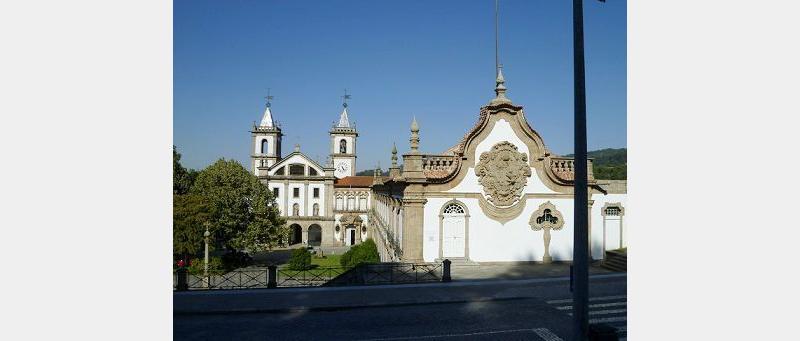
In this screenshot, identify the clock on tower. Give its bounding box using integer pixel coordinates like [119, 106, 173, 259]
[330, 91, 358, 179]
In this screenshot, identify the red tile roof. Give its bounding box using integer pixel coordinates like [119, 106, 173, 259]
[334, 176, 374, 188]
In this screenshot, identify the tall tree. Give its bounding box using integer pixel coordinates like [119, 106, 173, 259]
[173, 146, 193, 194]
[173, 193, 214, 262]
[190, 159, 286, 251]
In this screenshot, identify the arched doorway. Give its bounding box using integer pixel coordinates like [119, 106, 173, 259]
[308, 224, 322, 246]
[289, 224, 302, 245]
[440, 202, 467, 258]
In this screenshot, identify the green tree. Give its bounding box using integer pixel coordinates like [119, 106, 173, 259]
[233, 191, 287, 252]
[173, 146, 193, 194]
[173, 193, 214, 262]
[190, 158, 286, 251]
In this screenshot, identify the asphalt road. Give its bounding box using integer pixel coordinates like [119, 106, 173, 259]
[174, 276, 626, 341]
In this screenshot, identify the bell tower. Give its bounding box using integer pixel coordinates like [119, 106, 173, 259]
[330, 90, 357, 179]
[251, 92, 282, 175]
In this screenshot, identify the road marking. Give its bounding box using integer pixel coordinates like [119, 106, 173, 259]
[589, 316, 627, 324]
[546, 294, 626, 304]
[533, 328, 565, 341]
[556, 301, 626, 310]
[355, 328, 563, 340]
[567, 308, 627, 316]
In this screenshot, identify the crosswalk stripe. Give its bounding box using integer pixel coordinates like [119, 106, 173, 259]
[568, 308, 626, 316]
[546, 295, 626, 304]
[556, 301, 626, 310]
[532, 328, 564, 341]
[589, 316, 627, 324]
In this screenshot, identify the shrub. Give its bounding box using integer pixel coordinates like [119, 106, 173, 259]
[187, 257, 223, 275]
[340, 239, 380, 268]
[287, 247, 312, 270]
[221, 250, 253, 270]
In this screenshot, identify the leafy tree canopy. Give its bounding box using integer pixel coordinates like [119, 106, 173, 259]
[173, 146, 194, 194]
[173, 193, 214, 260]
[189, 158, 286, 251]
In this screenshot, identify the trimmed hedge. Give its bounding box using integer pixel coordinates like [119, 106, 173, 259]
[288, 248, 313, 270]
[340, 239, 380, 268]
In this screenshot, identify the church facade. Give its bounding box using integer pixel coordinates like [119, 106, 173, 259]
[250, 101, 374, 249]
[249, 70, 627, 263]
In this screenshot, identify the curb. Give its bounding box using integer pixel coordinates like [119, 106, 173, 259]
[174, 296, 542, 316]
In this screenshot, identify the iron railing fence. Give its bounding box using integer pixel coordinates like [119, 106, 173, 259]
[175, 268, 270, 290]
[325, 262, 443, 286]
[276, 267, 348, 287]
[174, 260, 451, 291]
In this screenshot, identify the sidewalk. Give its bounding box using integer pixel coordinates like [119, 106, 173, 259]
[174, 264, 623, 315]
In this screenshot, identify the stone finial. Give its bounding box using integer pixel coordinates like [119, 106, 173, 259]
[391, 142, 398, 167]
[294, 143, 300, 152]
[409, 116, 420, 153]
[490, 64, 512, 105]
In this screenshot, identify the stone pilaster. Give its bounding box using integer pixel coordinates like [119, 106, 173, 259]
[401, 193, 426, 263]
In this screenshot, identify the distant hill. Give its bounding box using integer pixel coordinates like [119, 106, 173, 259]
[566, 148, 627, 180]
[355, 169, 389, 176]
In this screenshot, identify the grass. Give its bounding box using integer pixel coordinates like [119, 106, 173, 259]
[311, 254, 342, 267]
[277, 254, 348, 277]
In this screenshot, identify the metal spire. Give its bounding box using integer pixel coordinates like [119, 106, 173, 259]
[265, 88, 274, 108]
[495, 0, 500, 77]
[341, 88, 351, 108]
[490, 0, 511, 105]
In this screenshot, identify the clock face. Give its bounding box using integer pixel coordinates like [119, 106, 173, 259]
[336, 161, 349, 173]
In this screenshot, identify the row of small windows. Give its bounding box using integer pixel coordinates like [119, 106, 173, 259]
[273, 164, 319, 176]
[605, 207, 622, 216]
[291, 203, 320, 216]
[335, 196, 368, 211]
[272, 187, 321, 198]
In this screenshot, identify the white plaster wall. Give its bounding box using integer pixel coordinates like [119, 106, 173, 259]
[590, 193, 628, 258]
[309, 184, 325, 216]
[287, 181, 305, 216]
[422, 197, 577, 262]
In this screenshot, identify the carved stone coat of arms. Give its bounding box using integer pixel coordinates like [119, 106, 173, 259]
[475, 141, 532, 206]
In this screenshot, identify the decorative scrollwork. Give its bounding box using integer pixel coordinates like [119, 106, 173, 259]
[474, 141, 531, 207]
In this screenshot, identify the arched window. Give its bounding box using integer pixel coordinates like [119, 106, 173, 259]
[292, 203, 299, 216]
[313, 203, 319, 216]
[339, 139, 347, 154]
[336, 197, 344, 211]
[443, 203, 466, 214]
[261, 139, 268, 154]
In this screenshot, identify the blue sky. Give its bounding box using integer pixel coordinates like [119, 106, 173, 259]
[174, 0, 626, 172]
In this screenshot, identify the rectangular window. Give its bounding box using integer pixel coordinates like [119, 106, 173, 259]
[313, 188, 320, 198]
[273, 188, 279, 197]
[293, 188, 300, 198]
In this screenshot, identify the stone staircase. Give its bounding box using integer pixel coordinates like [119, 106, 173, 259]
[603, 250, 627, 272]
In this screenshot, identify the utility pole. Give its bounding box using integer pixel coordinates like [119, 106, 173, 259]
[572, 0, 590, 339]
